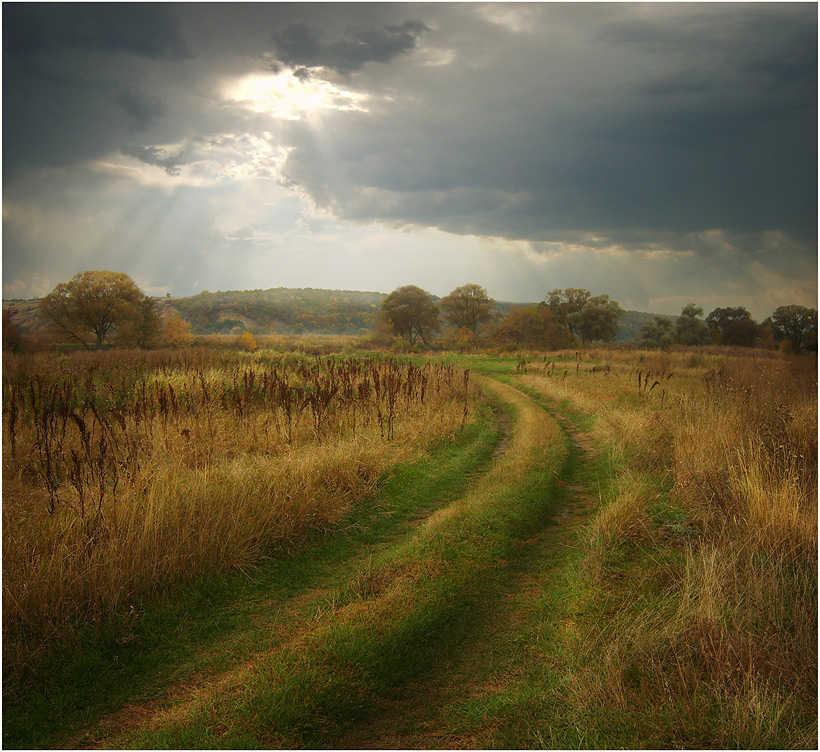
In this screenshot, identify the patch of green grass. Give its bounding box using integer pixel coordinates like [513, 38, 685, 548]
[3, 406, 500, 750]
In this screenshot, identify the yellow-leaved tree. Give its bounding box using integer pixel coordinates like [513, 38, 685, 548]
[238, 330, 258, 352]
[39, 270, 152, 350]
[164, 314, 194, 348]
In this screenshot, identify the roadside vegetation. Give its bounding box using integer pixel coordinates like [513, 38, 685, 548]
[505, 346, 817, 747]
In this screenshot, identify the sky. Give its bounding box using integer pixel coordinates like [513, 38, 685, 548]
[2, 2, 817, 319]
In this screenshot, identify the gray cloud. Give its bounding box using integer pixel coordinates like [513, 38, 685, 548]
[3, 3, 190, 61]
[276, 3, 816, 245]
[2, 3, 189, 176]
[121, 144, 187, 175]
[114, 87, 166, 131]
[269, 19, 428, 74]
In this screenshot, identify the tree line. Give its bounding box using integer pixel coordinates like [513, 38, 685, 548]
[380, 283, 817, 353]
[4, 270, 817, 354]
[379, 284, 625, 350]
[639, 303, 818, 353]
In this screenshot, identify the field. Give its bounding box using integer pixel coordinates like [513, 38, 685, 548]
[3, 343, 817, 749]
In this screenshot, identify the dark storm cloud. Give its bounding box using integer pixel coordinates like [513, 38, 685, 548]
[2, 3, 189, 176]
[3, 2, 816, 312]
[3, 3, 190, 62]
[277, 3, 816, 245]
[268, 19, 428, 74]
[121, 143, 186, 175]
[113, 86, 165, 130]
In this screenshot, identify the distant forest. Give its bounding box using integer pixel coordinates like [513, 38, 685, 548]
[5, 286, 667, 343]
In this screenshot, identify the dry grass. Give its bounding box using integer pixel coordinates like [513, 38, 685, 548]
[3, 349, 475, 674]
[519, 347, 817, 745]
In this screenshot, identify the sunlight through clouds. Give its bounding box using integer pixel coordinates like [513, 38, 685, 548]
[3, 3, 815, 316]
[95, 134, 291, 189]
[223, 70, 369, 120]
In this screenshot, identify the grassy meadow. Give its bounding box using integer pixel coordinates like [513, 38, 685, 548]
[2, 340, 816, 749]
[3, 348, 474, 679]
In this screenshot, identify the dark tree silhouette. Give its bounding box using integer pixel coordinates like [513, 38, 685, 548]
[766, 305, 818, 352]
[706, 307, 759, 347]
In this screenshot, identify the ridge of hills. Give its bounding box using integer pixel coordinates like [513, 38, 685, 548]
[3, 286, 673, 343]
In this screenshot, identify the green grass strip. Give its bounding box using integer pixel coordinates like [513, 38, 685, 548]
[117, 378, 569, 749]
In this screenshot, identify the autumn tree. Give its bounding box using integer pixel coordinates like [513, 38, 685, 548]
[238, 330, 258, 352]
[706, 306, 759, 347]
[640, 316, 676, 348]
[39, 270, 149, 350]
[493, 305, 574, 350]
[765, 305, 818, 353]
[675, 303, 711, 346]
[381, 285, 440, 346]
[544, 288, 591, 337]
[439, 283, 495, 334]
[570, 294, 624, 344]
[164, 314, 194, 348]
[115, 297, 162, 349]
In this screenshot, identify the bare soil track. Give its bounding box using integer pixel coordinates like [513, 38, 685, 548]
[74, 375, 597, 749]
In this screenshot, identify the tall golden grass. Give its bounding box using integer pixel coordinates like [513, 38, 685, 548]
[3, 348, 474, 674]
[520, 347, 817, 745]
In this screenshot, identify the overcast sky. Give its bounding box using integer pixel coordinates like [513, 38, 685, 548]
[3, 2, 817, 318]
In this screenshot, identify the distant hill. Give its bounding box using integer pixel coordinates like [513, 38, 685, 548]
[616, 309, 676, 343]
[157, 288, 387, 335]
[4, 288, 673, 343]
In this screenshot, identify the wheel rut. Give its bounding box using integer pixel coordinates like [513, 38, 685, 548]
[329, 376, 599, 750]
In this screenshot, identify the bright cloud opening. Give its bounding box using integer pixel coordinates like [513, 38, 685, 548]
[224, 71, 369, 120]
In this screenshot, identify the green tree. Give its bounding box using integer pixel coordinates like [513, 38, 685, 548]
[640, 316, 676, 348]
[493, 305, 575, 350]
[544, 288, 591, 337]
[381, 285, 440, 346]
[706, 306, 759, 347]
[765, 305, 818, 353]
[675, 303, 711, 346]
[439, 283, 495, 334]
[39, 270, 149, 350]
[570, 294, 624, 344]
